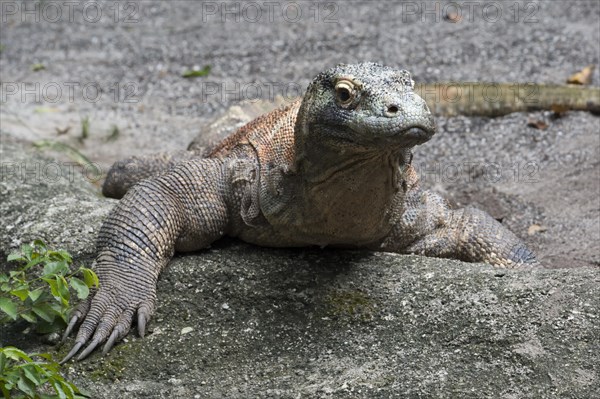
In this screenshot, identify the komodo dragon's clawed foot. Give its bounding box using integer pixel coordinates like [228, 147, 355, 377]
[60, 284, 156, 363]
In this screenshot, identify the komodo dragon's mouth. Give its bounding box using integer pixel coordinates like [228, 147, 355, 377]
[345, 115, 436, 147]
[373, 125, 435, 147]
[317, 122, 435, 148]
[400, 126, 435, 143]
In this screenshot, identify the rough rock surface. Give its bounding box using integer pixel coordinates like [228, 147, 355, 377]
[0, 137, 114, 260]
[1, 134, 599, 399]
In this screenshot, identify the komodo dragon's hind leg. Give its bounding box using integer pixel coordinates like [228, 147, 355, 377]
[102, 150, 199, 199]
[102, 105, 255, 199]
[102, 98, 286, 199]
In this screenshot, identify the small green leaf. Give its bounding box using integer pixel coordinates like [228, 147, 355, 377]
[22, 364, 42, 385]
[7, 252, 24, 262]
[69, 277, 89, 300]
[53, 250, 72, 263]
[32, 239, 47, 249]
[43, 261, 68, 277]
[48, 301, 63, 313]
[1, 347, 33, 362]
[0, 273, 9, 283]
[81, 268, 99, 288]
[182, 65, 211, 78]
[0, 297, 18, 320]
[21, 244, 34, 259]
[32, 303, 56, 322]
[17, 375, 36, 397]
[28, 287, 44, 302]
[31, 63, 45, 72]
[20, 311, 37, 323]
[43, 277, 59, 298]
[56, 275, 70, 303]
[10, 288, 29, 301]
[46, 379, 67, 399]
[59, 379, 75, 399]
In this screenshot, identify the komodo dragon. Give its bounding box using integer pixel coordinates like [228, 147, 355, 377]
[61, 62, 540, 363]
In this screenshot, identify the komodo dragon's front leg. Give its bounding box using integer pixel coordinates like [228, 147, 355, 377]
[61, 158, 231, 362]
[380, 166, 538, 267]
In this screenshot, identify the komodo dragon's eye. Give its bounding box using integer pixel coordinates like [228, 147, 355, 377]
[335, 79, 357, 107]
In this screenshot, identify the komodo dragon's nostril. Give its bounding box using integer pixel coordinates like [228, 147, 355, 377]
[387, 105, 399, 114]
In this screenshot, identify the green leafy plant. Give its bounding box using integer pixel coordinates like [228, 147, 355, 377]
[0, 239, 99, 333]
[79, 117, 90, 143]
[182, 65, 211, 78]
[0, 240, 96, 398]
[31, 63, 45, 72]
[0, 346, 87, 399]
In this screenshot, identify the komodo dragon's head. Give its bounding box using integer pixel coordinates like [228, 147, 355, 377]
[268, 64, 437, 245]
[294, 62, 436, 157]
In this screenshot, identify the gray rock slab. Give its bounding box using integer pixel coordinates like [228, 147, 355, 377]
[0, 135, 115, 259]
[1, 132, 598, 399]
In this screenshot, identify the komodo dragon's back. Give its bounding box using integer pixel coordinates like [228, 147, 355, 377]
[208, 99, 302, 168]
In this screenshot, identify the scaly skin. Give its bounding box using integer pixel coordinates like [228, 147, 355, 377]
[62, 63, 539, 363]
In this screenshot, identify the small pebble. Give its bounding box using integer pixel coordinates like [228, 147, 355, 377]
[42, 332, 61, 345]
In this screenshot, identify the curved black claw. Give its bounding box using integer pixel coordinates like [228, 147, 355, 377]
[138, 313, 147, 338]
[61, 315, 79, 343]
[60, 342, 83, 364]
[102, 329, 121, 356]
[77, 339, 100, 361]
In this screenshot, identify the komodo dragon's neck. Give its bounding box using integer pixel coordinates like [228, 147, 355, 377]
[258, 101, 415, 247]
[255, 63, 435, 247]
